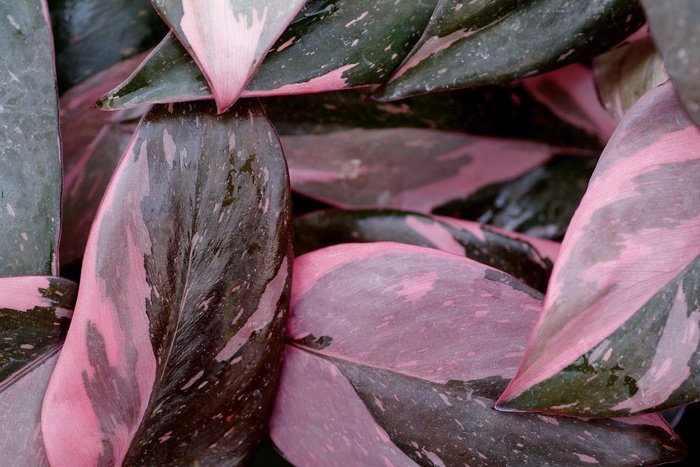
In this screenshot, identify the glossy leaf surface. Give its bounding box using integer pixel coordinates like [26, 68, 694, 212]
[99, 0, 439, 110]
[0, 276, 77, 465]
[374, 0, 645, 100]
[43, 100, 293, 466]
[594, 37, 668, 121]
[60, 54, 147, 266]
[151, 0, 306, 112]
[0, 0, 61, 277]
[642, 0, 700, 127]
[49, 0, 168, 92]
[295, 209, 560, 293]
[271, 243, 684, 466]
[497, 81, 700, 416]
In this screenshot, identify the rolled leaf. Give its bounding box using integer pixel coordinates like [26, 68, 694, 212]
[593, 37, 669, 121]
[0, 276, 78, 466]
[0, 0, 61, 277]
[151, 0, 306, 113]
[60, 54, 147, 266]
[374, 0, 645, 100]
[294, 209, 559, 293]
[642, 0, 700, 127]
[98, 0, 440, 110]
[42, 99, 293, 466]
[271, 243, 685, 466]
[496, 81, 700, 416]
[49, 0, 169, 92]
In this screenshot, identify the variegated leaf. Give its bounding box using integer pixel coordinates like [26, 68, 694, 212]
[593, 37, 669, 122]
[642, 0, 700, 127]
[496, 81, 700, 416]
[374, 0, 645, 101]
[151, 0, 306, 113]
[49, 0, 168, 92]
[0, 0, 60, 277]
[271, 243, 685, 466]
[60, 54, 147, 266]
[42, 99, 293, 466]
[0, 276, 77, 466]
[98, 0, 439, 111]
[295, 209, 559, 292]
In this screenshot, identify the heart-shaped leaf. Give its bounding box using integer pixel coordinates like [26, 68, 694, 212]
[0, 0, 61, 277]
[42, 99, 293, 465]
[49, 0, 169, 92]
[374, 0, 645, 100]
[151, 0, 306, 113]
[271, 242, 685, 465]
[0, 276, 78, 465]
[294, 209, 559, 293]
[642, 0, 700, 127]
[60, 54, 147, 266]
[593, 37, 669, 121]
[496, 81, 700, 416]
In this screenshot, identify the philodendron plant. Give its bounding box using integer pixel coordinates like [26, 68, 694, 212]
[1, 0, 699, 465]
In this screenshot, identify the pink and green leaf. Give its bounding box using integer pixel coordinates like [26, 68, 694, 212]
[0, 0, 61, 277]
[42, 99, 293, 465]
[642, 0, 700, 127]
[373, 0, 645, 101]
[496, 81, 700, 416]
[271, 243, 685, 465]
[151, 0, 306, 113]
[0, 276, 77, 465]
[593, 37, 668, 122]
[98, 0, 439, 110]
[60, 54, 148, 266]
[49, 0, 169, 91]
[294, 209, 560, 293]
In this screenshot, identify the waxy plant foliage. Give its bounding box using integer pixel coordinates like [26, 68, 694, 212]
[0, 0, 698, 465]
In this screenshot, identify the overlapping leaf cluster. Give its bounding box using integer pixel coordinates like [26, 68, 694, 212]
[1, 0, 699, 465]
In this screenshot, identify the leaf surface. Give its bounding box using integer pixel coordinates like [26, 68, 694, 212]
[271, 243, 685, 466]
[151, 0, 306, 112]
[0, 276, 77, 466]
[374, 0, 645, 100]
[99, 0, 439, 110]
[593, 37, 668, 121]
[49, 0, 169, 92]
[294, 209, 559, 293]
[0, 0, 61, 277]
[60, 54, 147, 266]
[642, 0, 700, 127]
[496, 81, 700, 416]
[42, 99, 293, 466]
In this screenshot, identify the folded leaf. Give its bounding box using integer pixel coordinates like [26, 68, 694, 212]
[593, 37, 669, 121]
[60, 54, 147, 266]
[98, 0, 440, 110]
[497, 81, 700, 416]
[374, 0, 645, 100]
[271, 243, 685, 466]
[42, 99, 293, 466]
[0, 276, 77, 465]
[0, 0, 61, 277]
[49, 0, 168, 92]
[294, 209, 559, 293]
[642, 0, 700, 127]
[151, 0, 306, 112]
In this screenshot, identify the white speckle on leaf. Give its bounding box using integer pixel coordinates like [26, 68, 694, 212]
[574, 453, 599, 464]
[345, 11, 368, 28]
[20, 344, 34, 350]
[6, 204, 15, 216]
[557, 49, 575, 61]
[7, 15, 20, 30]
[276, 36, 296, 52]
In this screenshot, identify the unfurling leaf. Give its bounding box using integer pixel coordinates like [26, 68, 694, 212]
[271, 243, 685, 466]
[497, 81, 700, 416]
[151, 0, 306, 112]
[42, 99, 293, 465]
